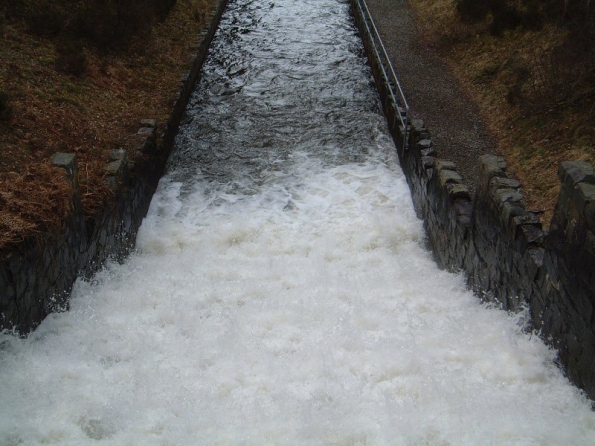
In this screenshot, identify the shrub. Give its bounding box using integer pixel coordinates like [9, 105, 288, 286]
[489, 1, 523, 36]
[455, 0, 543, 34]
[0, 0, 23, 22]
[26, 3, 67, 37]
[10, 0, 178, 52]
[455, 0, 490, 23]
[155, 0, 178, 21]
[69, 0, 176, 50]
[55, 39, 87, 76]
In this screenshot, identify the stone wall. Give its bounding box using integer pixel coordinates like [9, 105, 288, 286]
[351, 0, 595, 399]
[0, 0, 230, 334]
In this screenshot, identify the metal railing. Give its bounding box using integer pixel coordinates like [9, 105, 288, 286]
[352, 0, 410, 151]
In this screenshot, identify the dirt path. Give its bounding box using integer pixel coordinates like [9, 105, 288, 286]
[364, 0, 497, 189]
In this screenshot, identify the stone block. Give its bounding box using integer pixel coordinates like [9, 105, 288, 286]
[418, 130, 431, 141]
[489, 177, 520, 195]
[501, 202, 528, 227]
[422, 156, 435, 170]
[447, 183, 471, 201]
[513, 213, 542, 228]
[102, 177, 117, 193]
[51, 152, 79, 191]
[417, 139, 432, 151]
[137, 126, 156, 141]
[438, 169, 463, 188]
[574, 182, 595, 213]
[558, 161, 595, 192]
[478, 155, 507, 192]
[494, 188, 523, 204]
[105, 160, 125, 177]
[411, 119, 425, 133]
[516, 224, 545, 252]
[435, 159, 456, 171]
[424, 167, 434, 182]
[140, 119, 156, 128]
[51, 152, 78, 177]
[525, 245, 545, 269]
[109, 148, 128, 163]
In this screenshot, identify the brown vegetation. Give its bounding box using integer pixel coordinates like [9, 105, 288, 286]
[1, 0, 593, 251]
[409, 0, 595, 226]
[0, 0, 217, 249]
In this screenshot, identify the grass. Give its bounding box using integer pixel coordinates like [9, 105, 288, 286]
[408, 0, 595, 227]
[0, 0, 218, 249]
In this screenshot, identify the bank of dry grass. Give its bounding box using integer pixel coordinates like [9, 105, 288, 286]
[0, 0, 217, 248]
[408, 0, 595, 226]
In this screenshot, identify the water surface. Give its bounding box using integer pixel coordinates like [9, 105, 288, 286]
[1, 0, 594, 444]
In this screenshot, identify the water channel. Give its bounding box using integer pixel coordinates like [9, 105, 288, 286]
[2, 0, 595, 444]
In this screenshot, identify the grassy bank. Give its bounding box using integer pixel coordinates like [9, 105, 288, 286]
[0, 0, 218, 248]
[408, 0, 595, 225]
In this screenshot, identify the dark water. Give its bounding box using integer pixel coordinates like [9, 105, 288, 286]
[168, 0, 386, 191]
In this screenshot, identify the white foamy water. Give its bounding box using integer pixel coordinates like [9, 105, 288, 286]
[2, 0, 595, 444]
[2, 155, 595, 445]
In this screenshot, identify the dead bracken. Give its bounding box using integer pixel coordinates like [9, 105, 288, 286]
[0, 0, 216, 250]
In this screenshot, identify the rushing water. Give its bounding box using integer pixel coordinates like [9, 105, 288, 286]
[2, 0, 595, 444]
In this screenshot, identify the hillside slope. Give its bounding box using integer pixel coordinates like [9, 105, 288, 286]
[0, 0, 218, 248]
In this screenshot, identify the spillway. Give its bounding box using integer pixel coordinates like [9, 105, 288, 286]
[1, 0, 595, 444]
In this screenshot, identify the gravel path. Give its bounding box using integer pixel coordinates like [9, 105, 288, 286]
[364, 0, 497, 189]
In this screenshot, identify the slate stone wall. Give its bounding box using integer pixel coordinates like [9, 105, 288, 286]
[351, 0, 595, 399]
[0, 0, 229, 334]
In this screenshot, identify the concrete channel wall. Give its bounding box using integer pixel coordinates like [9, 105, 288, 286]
[349, 0, 595, 399]
[0, 0, 230, 334]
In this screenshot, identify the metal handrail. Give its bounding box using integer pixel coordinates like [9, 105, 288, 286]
[353, 0, 410, 150]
